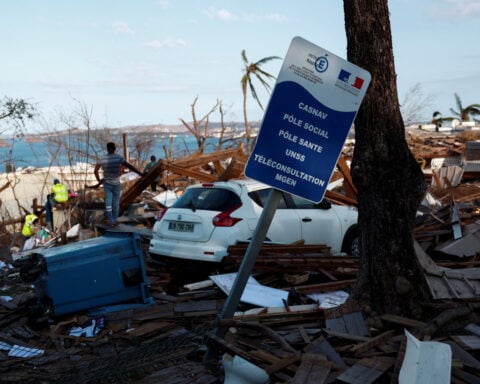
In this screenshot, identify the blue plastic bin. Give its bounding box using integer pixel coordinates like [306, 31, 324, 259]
[33, 232, 152, 316]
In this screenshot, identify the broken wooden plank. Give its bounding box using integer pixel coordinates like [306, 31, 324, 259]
[226, 243, 331, 256]
[380, 313, 427, 329]
[125, 321, 173, 337]
[445, 340, 480, 370]
[264, 352, 301, 375]
[324, 304, 369, 337]
[465, 323, 480, 337]
[304, 335, 347, 367]
[174, 299, 221, 316]
[323, 329, 370, 343]
[349, 330, 396, 357]
[451, 335, 480, 351]
[336, 357, 395, 384]
[335, 155, 357, 198]
[291, 353, 332, 384]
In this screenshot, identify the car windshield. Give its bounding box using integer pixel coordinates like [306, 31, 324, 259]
[172, 187, 242, 211]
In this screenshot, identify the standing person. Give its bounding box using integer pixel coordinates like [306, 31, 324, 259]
[144, 155, 161, 192]
[21, 213, 39, 251]
[94, 142, 144, 227]
[50, 179, 69, 207]
[45, 194, 54, 231]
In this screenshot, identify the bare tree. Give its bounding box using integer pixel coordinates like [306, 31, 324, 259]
[0, 97, 37, 172]
[400, 83, 433, 126]
[344, 0, 430, 317]
[0, 97, 36, 133]
[178, 96, 221, 153]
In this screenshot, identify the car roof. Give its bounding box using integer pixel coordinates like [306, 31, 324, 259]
[186, 178, 269, 194]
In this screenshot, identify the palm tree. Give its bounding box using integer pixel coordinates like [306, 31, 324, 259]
[450, 93, 480, 122]
[431, 111, 453, 129]
[241, 50, 280, 153]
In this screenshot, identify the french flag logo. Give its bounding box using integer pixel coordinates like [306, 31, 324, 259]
[338, 69, 364, 90]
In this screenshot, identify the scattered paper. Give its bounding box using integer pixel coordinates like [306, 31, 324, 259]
[399, 329, 451, 384]
[210, 273, 288, 307]
[8, 345, 44, 358]
[69, 317, 105, 338]
[0, 341, 11, 351]
[307, 290, 349, 309]
[67, 223, 81, 238]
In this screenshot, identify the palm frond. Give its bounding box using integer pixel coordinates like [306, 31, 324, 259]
[454, 93, 463, 111]
[241, 50, 248, 65]
[248, 78, 263, 109]
[256, 67, 276, 80]
[450, 108, 460, 117]
[254, 56, 282, 66]
[254, 72, 274, 92]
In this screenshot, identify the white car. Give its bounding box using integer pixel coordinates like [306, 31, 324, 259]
[149, 178, 359, 264]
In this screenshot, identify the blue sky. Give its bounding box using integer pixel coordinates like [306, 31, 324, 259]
[1, 0, 479, 132]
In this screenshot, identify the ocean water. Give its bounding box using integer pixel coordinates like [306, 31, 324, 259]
[0, 135, 225, 171]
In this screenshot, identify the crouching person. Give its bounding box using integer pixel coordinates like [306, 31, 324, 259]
[21, 214, 39, 251]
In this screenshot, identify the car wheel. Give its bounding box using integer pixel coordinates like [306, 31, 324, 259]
[342, 226, 361, 257]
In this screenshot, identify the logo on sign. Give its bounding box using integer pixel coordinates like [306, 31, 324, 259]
[335, 68, 366, 95]
[314, 56, 329, 73]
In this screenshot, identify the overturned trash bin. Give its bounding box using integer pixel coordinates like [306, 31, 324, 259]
[21, 231, 153, 316]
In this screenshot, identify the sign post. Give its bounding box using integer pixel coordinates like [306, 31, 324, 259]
[206, 37, 370, 364]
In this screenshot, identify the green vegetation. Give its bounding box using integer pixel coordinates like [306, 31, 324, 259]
[0, 97, 36, 135]
[240, 50, 281, 153]
[449, 92, 480, 122]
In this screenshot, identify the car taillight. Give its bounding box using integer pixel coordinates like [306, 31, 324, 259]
[156, 208, 168, 221]
[212, 204, 243, 227]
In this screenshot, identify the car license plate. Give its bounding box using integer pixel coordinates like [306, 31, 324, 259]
[168, 221, 194, 232]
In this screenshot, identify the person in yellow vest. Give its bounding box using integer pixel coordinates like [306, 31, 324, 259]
[50, 179, 69, 207]
[21, 214, 39, 251]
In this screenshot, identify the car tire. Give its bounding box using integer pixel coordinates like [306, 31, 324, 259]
[341, 226, 360, 257]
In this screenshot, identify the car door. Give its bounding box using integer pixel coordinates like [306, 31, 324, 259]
[286, 194, 344, 252]
[249, 188, 303, 243]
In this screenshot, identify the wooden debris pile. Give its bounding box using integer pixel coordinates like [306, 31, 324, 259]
[3, 128, 480, 382]
[3, 236, 480, 383]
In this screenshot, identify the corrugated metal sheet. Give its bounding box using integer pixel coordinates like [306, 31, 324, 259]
[415, 241, 480, 300]
[324, 304, 369, 337]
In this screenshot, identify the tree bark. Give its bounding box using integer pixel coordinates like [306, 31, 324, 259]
[343, 0, 430, 317]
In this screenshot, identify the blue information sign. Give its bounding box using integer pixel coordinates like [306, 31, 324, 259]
[245, 36, 371, 202]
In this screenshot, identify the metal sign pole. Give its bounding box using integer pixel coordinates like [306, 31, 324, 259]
[216, 188, 282, 324]
[204, 189, 281, 365]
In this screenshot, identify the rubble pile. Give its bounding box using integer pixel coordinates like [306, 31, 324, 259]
[2, 129, 480, 382]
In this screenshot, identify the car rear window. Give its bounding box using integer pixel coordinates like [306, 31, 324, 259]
[172, 188, 242, 211]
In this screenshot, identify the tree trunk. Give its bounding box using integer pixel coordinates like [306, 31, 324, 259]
[343, 0, 430, 317]
[243, 95, 251, 154]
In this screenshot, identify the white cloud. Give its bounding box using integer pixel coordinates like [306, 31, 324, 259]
[242, 12, 288, 23]
[202, 7, 288, 23]
[203, 7, 238, 22]
[426, 0, 480, 19]
[156, 0, 171, 10]
[144, 38, 187, 49]
[112, 21, 135, 35]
